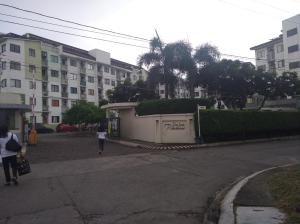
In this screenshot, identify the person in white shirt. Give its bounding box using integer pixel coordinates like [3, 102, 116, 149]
[97, 125, 106, 155]
[0, 125, 19, 186]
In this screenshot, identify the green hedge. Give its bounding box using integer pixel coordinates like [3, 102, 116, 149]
[136, 98, 215, 116]
[195, 110, 300, 142]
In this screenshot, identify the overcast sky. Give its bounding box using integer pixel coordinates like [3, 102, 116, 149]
[0, 0, 299, 65]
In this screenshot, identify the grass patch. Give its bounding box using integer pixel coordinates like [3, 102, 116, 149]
[268, 165, 300, 224]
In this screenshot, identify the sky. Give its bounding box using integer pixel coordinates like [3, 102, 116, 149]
[0, 0, 299, 65]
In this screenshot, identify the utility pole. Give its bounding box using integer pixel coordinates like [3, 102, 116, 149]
[31, 69, 36, 129]
[155, 29, 168, 99]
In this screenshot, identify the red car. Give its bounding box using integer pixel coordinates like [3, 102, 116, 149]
[56, 123, 78, 132]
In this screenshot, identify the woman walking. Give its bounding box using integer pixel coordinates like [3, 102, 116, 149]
[97, 125, 106, 155]
[0, 125, 19, 186]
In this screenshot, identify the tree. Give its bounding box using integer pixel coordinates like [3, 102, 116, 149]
[63, 101, 105, 125]
[106, 80, 158, 103]
[194, 43, 220, 68]
[138, 38, 195, 99]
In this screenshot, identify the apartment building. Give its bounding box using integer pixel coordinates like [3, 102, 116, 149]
[0, 33, 148, 124]
[250, 14, 300, 76]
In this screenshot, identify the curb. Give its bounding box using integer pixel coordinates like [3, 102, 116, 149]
[107, 135, 300, 151]
[218, 163, 298, 224]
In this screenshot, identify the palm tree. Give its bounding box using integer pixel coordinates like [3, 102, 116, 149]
[138, 38, 195, 99]
[194, 43, 220, 68]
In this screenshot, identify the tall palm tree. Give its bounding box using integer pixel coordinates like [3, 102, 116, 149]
[138, 38, 195, 99]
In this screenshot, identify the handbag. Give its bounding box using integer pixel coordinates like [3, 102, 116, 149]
[17, 158, 31, 176]
[6, 133, 22, 152]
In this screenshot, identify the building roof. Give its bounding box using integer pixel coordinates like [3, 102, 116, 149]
[250, 34, 283, 50]
[111, 58, 139, 70]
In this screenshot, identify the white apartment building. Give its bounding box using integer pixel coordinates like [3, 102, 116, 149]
[0, 33, 148, 124]
[250, 14, 300, 76]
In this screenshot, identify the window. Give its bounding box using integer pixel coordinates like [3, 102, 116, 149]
[104, 78, 110, 85]
[30, 97, 36, 106]
[51, 85, 59, 92]
[50, 55, 59, 63]
[51, 70, 59, 77]
[257, 65, 266, 71]
[69, 73, 77, 80]
[104, 66, 109, 73]
[1, 44, 6, 53]
[87, 76, 94, 83]
[52, 100, 60, 107]
[70, 59, 77, 67]
[10, 61, 21, 70]
[160, 90, 165, 94]
[288, 45, 299, 53]
[1, 79, 7, 88]
[287, 28, 298, 37]
[29, 65, 36, 73]
[1, 61, 6, 70]
[29, 48, 36, 57]
[257, 50, 265, 59]
[97, 64, 102, 72]
[87, 63, 94, 70]
[41, 51, 47, 58]
[29, 81, 36, 89]
[88, 89, 94, 95]
[289, 61, 300, 69]
[62, 99, 68, 107]
[276, 44, 283, 53]
[195, 92, 200, 97]
[70, 87, 77, 94]
[10, 79, 21, 88]
[111, 80, 116, 87]
[277, 60, 285, 68]
[111, 68, 116, 75]
[10, 44, 20, 53]
[51, 116, 60, 123]
[122, 72, 126, 78]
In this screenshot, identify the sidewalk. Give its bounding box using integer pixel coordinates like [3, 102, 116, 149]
[217, 164, 300, 224]
[107, 135, 300, 150]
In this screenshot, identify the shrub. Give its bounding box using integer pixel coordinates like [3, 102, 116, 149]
[194, 110, 300, 142]
[136, 98, 215, 116]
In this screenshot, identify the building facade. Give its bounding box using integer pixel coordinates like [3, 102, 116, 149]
[0, 33, 148, 124]
[250, 14, 300, 76]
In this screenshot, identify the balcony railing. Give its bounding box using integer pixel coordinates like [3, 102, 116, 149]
[61, 64, 68, 71]
[42, 59, 48, 67]
[42, 75, 48, 81]
[97, 70, 103, 76]
[61, 92, 68, 98]
[80, 80, 86, 86]
[61, 78, 68, 85]
[80, 93, 86, 100]
[80, 67, 86, 74]
[42, 90, 48, 96]
[42, 105, 49, 111]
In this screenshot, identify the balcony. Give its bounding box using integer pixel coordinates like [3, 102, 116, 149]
[61, 105, 68, 113]
[61, 77, 68, 85]
[80, 93, 86, 100]
[42, 105, 49, 111]
[42, 90, 48, 97]
[42, 59, 48, 67]
[61, 92, 68, 98]
[80, 67, 86, 74]
[80, 80, 86, 86]
[61, 64, 68, 71]
[97, 70, 103, 76]
[42, 75, 48, 82]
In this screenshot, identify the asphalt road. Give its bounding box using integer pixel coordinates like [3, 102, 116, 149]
[0, 134, 299, 224]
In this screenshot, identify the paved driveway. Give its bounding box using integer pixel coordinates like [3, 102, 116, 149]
[0, 134, 299, 224]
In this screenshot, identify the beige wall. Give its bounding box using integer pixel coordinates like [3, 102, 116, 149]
[119, 108, 195, 143]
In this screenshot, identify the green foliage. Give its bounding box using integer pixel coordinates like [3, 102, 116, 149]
[194, 110, 300, 142]
[63, 101, 106, 125]
[135, 98, 215, 116]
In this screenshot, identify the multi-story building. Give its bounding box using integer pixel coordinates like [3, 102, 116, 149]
[250, 14, 300, 76]
[0, 33, 148, 124]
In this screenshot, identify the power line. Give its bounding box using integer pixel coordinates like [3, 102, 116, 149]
[0, 3, 149, 42]
[0, 19, 149, 49]
[0, 12, 149, 43]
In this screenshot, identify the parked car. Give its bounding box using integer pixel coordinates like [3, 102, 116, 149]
[56, 123, 78, 133]
[28, 123, 55, 134]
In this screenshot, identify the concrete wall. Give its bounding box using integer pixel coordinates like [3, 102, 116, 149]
[119, 109, 195, 143]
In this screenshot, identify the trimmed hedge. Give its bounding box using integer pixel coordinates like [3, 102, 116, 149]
[195, 110, 300, 142]
[136, 98, 215, 116]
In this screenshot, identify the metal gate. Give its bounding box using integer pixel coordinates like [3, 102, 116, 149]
[107, 117, 120, 138]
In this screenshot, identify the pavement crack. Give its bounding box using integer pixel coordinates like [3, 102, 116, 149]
[108, 208, 153, 224]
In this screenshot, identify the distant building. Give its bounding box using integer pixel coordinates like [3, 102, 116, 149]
[250, 14, 300, 76]
[0, 33, 148, 124]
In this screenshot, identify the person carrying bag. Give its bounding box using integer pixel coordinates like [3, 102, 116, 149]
[0, 125, 21, 186]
